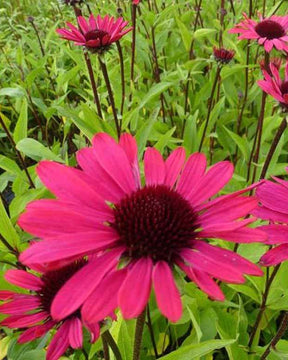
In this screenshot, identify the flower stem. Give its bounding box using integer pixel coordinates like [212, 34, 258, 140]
[248, 52, 269, 183]
[260, 117, 287, 179]
[0, 114, 35, 189]
[248, 265, 280, 348]
[84, 51, 103, 119]
[146, 305, 159, 358]
[133, 309, 146, 360]
[129, 3, 137, 107]
[99, 57, 121, 138]
[198, 65, 221, 152]
[116, 41, 125, 117]
[260, 312, 288, 359]
[102, 334, 110, 360]
[102, 330, 122, 360]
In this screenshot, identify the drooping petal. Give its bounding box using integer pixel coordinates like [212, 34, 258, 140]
[51, 248, 123, 321]
[118, 258, 153, 319]
[153, 261, 182, 322]
[258, 225, 288, 244]
[4, 270, 43, 291]
[1, 312, 48, 328]
[119, 133, 140, 188]
[0, 296, 40, 315]
[82, 269, 127, 324]
[18, 321, 55, 343]
[68, 317, 83, 349]
[47, 320, 70, 360]
[260, 244, 288, 266]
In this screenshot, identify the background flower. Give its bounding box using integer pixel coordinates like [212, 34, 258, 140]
[57, 14, 132, 53]
[0, 261, 100, 360]
[258, 60, 288, 111]
[253, 173, 288, 266]
[229, 13, 288, 52]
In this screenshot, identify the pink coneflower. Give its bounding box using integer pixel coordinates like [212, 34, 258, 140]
[253, 175, 288, 266]
[229, 13, 288, 52]
[258, 61, 288, 111]
[19, 133, 265, 323]
[57, 14, 132, 54]
[213, 47, 235, 64]
[0, 261, 101, 360]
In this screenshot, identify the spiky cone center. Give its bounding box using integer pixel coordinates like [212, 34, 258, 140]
[38, 260, 86, 318]
[84, 29, 111, 54]
[112, 185, 199, 263]
[255, 19, 285, 39]
[213, 47, 235, 64]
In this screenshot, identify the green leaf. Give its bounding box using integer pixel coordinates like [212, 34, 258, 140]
[221, 125, 249, 161]
[13, 98, 28, 144]
[16, 138, 64, 163]
[159, 339, 236, 360]
[193, 28, 217, 40]
[0, 88, 25, 98]
[0, 198, 19, 249]
[0, 155, 26, 180]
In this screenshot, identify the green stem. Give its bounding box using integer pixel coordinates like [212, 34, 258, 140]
[133, 309, 146, 360]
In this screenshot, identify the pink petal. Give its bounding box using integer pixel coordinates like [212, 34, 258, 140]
[256, 181, 288, 213]
[144, 147, 165, 186]
[264, 40, 274, 52]
[0, 291, 15, 300]
[177, 261, 224, 301]
[118, 258, 153, 319]
[260, 244, 288, 266]
[153, 261, 182, 322]
[0, 295, 40, 315]
[82, 269, 127, 323]
[119, 133, 140, 188]
[258, 225, 288, 245]
[77, 16, 89, 33]
[36, 161, 110, 216]
[192, 241, 263, 276]
[18, 321, 55, 343]
[187, 161, 234, 206]
[200, 226, 267, 243]
[68, 317, 83, 349]
[177, 153, 207, 197]
[51, 248, 123, 321]
[85, 322, 100, 343]
[164, 147, 186, 188]
[199, 196, 258, 225]
[1, 312, 48, 328]
[4, 270, 43, 291]
[18, 207, 101, 238]
[92, 133, 136, 195]
[252, 205, 288, 223]
[76, 148, 127, 203]
[20, 230, 118, 265]
[47, 321, 70, 360]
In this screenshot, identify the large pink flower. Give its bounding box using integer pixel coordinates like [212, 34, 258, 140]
[258, 60, 288, 111]
[0, 261, 100, 360]
[229, 13, 288, 52]
[57, 14, 132, 53]
[19, 133, 265, 323]
[253, 173, 288, 266]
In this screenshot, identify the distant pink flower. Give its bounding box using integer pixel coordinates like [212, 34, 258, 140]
[253, 174, 288, 266]
[258, 60, 288, 111]
[133, 0, 141, 4]
[19, 133, 265, 323]
[213, 47, 235, 64]
[57, 14, 132, 53]
[229, 13, 288, 52]
[0, 261, 100, 360]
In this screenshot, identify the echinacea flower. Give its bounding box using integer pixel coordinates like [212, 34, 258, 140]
[57, 14, 132, 54]
[259, 56, 282, 74]
[0, 261, 101, 360]
[229, 13, 288, 52]
[213, 47, 235, 64]
[258, 61, 288, 111]
[19, 133, 265, 324]
[253, 174, 288, 266]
